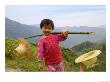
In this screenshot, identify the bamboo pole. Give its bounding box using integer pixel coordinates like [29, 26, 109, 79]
[24, 32, 95, 39]
[80, 63, 84, 72]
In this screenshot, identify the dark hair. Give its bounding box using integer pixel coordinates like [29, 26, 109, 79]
[40, 19, 54, 30]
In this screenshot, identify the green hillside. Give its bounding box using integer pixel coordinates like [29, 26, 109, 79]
[5, 37, 106, 72]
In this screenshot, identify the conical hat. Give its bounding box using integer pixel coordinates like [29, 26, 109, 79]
[75, 50, 101, 65]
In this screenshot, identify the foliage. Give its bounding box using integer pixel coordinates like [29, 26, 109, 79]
[5, 37, 106, 72]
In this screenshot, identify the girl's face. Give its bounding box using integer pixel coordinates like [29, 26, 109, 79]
[41, 24, 53, 36]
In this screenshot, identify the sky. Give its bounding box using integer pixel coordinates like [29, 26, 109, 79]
[5, 5, 106, 27]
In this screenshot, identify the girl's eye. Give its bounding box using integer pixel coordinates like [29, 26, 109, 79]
[49, 28, 51, 30]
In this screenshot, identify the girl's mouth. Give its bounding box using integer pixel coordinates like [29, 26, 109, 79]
[44, 32, 51, 36]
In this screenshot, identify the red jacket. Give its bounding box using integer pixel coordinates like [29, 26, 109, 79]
[37, 34, 65, 65]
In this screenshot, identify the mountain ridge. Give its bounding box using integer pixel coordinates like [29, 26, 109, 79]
[5, 17, 106, 47]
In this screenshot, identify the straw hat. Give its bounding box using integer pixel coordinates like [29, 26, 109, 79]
[75, 50, 101, 66]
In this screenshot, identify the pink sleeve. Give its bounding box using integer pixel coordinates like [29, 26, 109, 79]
[37, 39, 44, 61]
[57, 34, 66, 42]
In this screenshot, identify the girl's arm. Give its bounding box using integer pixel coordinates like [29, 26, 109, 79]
[37, 39, 44, 61]
[37, 39, 44, 71]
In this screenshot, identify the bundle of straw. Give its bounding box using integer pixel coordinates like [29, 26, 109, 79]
[15, 38, 33, 59]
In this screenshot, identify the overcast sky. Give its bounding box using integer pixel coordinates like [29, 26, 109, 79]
[5, 5, 106, 27]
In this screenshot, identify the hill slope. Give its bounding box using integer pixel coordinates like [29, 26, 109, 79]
[5, 37, 106, 72]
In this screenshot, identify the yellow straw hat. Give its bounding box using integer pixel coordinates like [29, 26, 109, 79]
[75, 50, 101, 66]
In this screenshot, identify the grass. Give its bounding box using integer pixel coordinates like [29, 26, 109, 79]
[5, 37, 106, 72]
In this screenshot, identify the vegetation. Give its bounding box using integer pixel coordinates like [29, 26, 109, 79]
[5, 37, 106, 72]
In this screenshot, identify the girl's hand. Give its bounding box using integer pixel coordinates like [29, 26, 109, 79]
[61, 29, 68, 39]
[38, 61, 42, 71]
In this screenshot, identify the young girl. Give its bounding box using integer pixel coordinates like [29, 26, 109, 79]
[37, 19, 68, 72]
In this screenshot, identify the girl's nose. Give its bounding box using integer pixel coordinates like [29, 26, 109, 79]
[45, 29, 49, 32]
